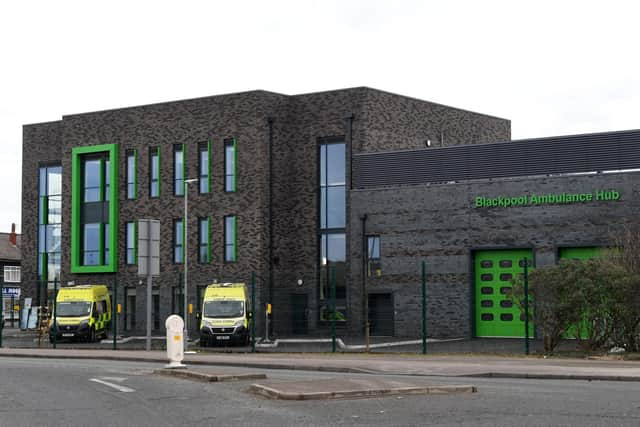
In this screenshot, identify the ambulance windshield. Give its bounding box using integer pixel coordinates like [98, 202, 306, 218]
[57, 301, 91, 317]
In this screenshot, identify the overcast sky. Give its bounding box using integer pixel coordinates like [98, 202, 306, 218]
[2, 0, 639, 233]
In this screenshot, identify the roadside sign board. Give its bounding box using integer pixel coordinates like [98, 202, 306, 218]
[138, 219, 160, 277]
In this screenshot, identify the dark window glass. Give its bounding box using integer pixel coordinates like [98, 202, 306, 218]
[480, 287, 493, 295]
[224, 216, 236, 262]
[481, 300, 493, 307]
[150, 147, 159, 198]
[500, 287, 512, 295]
[103, 223, 109, 264]
[480, 274, 493, 281]
[125, 289, 136, 330]
[199, 142, 209, 194]
[500, 300, 513, 308]
[224, 139, 235, 192]
[481, 314, 494, 321]
[174, 145, 184, 196]
[500, 313, 514, 321]
[500, 273, 513, 281]
[320, 233, 346, 300]
[199, 217, 209, 263]
[126, 150, 136, 199]
[174, 219, 183, 264]
[152, 290, 160, 330]
[480, 260, 493, 268]
[499, 260, 512, 268]
[126, 222, 135, 265]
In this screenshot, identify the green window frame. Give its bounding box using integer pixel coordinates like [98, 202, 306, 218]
[126, 221, 137, 265]
[199, 141, 210, 194]
[173, 218, 184, 264]
[71, 144, 118, 273]
[150, 146, 160, 198]
[198, 217, 210, 263]
[224, 138, 237, 192]
[126, 149, 136, 199]
[174, 144, 185, 196]
[224, 215, 237, 262]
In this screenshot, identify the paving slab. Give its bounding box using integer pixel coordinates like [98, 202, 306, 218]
[248, 378, 477, 400]
[155, 367, 266, 382]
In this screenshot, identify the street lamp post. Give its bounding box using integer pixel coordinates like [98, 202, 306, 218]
[184, 178, 198, 349]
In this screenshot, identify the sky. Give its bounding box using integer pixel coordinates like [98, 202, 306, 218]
[1, 0, 639, 233]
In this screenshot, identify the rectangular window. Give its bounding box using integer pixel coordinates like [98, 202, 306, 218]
[72, 143, 118, 274]
[4, 266, 21, 283]
[149, 147, 160, 198]
[199, 142, 210, 194]
[38, 164, 62, 282]
[224, 215, 237, 262]
[174, 144, 184, 196]
[126, 150, 136, 199]
[318, 139, 346, 316]
[126, 222, 136, 265]
[174, 219, 183, 264]
[198, 217, 210, 263]
[367, 235, 381, 277]
[224, 138, 236, 192]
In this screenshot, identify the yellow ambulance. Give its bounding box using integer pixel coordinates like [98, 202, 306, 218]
[199, 283, 251, 346]
[51, 285, 111, 343]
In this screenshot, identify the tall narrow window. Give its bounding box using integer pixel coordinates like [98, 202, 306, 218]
[126, 150, 136, 199]
[72, 144, 118, 273]
[367, 235, 381, 276]
[126, 222, 136, 265]
[319, 139, 346, 320]
[224, 215, 236, 262]
[198, 217, 210, 263]
[38, 164, 62, 283]
[174, 144, 184, 196]
[174, 219, 183, 264]
[150, 147, 160, 198]
[224, 138, 236, 192]
[199, 142, 210, 194]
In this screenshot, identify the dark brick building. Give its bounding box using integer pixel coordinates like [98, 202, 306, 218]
[22, 87, 510, 338]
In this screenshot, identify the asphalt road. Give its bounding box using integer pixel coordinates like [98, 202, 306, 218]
[1, 357, 640, 426]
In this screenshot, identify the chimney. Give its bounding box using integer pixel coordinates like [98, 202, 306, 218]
[9, 223, 16, 246]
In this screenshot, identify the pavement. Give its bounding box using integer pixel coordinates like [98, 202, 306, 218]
[1, 346, 639, 382]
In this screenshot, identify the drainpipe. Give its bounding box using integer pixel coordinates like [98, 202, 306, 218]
[361, 214, 369, 352]
[267, 117, 274, 336]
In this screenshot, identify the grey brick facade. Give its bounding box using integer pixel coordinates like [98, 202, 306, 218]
[22, 87, 510, 337]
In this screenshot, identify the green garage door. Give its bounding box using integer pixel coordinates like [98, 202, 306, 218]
[475, 249, 534, 338]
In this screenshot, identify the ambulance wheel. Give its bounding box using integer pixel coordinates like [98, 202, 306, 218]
[201, 337, 209, 347]
[89, 328, 96, 343]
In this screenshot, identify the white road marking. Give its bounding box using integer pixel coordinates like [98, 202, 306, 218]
[89, 378, 135, 393]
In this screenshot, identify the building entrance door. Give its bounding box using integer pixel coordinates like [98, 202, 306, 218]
[290, 294, 308, 335]
[368, 293, 394, 336]
[474, 249, 533, 337]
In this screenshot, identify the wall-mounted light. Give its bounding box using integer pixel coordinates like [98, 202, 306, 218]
[425, 139, 432, 148]
[297, 279, 303, 287]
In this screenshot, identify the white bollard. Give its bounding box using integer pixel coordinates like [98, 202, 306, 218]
[165, 315, 186, 368]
